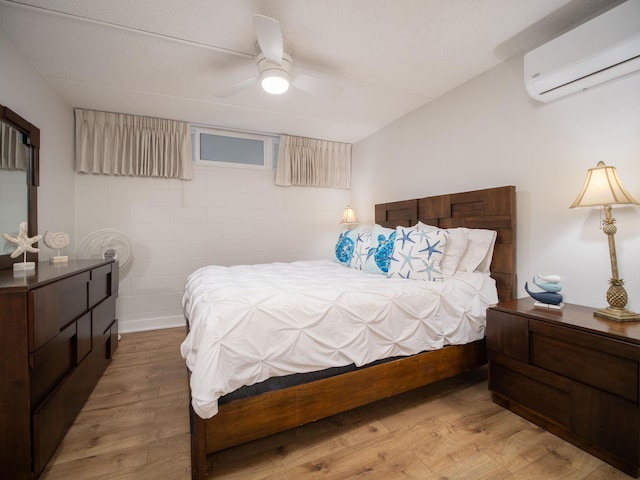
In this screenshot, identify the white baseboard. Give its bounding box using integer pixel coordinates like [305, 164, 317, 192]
[118, 314, 186, 334]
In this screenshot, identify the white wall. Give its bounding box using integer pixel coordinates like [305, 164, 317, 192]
[75, 165, 350, 332]
[0, 30, 75, 246]
[352, 54, 640, 313]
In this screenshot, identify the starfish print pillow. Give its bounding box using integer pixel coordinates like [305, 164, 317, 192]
[349, 228, 372, 270]
[387, 225, 448, 281]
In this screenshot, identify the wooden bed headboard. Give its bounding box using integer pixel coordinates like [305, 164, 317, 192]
[375, 185, 516, 302]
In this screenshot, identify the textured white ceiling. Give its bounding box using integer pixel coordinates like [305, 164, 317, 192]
[0, 0, 621, 143]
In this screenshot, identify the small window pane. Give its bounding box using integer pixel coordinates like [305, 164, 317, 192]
[200, 133, 263, 166]
[272, 139, 279, 169]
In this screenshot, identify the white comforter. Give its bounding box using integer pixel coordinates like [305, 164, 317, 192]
[181, 259, 498, 419]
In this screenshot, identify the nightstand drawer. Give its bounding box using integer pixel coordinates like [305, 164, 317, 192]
[486, 309, 528, 362]
[491, 363, 570, 427]
[531, 322, 638, 402]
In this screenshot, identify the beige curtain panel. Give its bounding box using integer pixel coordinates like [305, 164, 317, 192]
[75, 109, 193, 180]
[276, 134, 351, 189]
[0, 121, 28, 171]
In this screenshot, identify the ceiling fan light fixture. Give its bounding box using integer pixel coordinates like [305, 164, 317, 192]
[260, 68, 290, 94]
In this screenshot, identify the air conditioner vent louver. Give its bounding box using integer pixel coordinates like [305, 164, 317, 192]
[538, 54, 640, 95]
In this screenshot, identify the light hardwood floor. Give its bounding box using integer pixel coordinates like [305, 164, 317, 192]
[41, 328, 632, 480]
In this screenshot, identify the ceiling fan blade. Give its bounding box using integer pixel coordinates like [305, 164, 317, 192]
[253, 14, 283, 65]
[292, 74, 342, 99]
[214, 77, 259, 97]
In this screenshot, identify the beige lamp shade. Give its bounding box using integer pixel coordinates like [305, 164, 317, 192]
[570, 161, 639, 208]
[340, 205, 358, 227]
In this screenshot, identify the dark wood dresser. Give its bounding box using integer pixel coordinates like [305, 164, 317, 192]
[0, 259, 119, 479]
[487, 298, 640, 477]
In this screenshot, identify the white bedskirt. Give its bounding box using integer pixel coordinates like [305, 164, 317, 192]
[181, 259, 497, 419]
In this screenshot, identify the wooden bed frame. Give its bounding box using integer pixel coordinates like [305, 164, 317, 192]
[189, 185, 516, 479]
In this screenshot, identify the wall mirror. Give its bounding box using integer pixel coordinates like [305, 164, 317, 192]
[0, 104, 39, 269]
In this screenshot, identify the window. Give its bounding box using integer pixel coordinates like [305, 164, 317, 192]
[192, 126, 278, 170]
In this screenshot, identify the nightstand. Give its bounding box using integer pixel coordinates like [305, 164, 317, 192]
[487, 298, 640, 477]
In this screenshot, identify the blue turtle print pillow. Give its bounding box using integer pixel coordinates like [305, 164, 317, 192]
[334, 229, 359, 266]
[364, 225, 397, 275]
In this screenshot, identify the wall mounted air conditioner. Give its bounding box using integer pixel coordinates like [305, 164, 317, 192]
[524, 0, 640, 103]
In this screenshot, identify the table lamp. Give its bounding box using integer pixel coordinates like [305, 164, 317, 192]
[340, 205, 358, 230]
[570, 161, 639, 321]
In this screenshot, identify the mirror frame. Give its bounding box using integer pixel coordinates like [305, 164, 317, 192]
[0, 104, 40, 269]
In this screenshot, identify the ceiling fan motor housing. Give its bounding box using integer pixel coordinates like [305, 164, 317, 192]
[257, 39, 293, 94]
[257, 53, 293, 93]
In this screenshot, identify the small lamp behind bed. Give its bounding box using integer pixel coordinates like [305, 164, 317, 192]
[570, 161, 640, 321]
[340, 205, 359, 230]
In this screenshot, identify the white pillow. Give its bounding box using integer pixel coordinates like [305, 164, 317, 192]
[416, 222, 467, 277]
[456, 228, 497, 273]
[388, 225, 447, 281]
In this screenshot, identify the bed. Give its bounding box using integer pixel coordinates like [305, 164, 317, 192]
[184, 185, 516, 479]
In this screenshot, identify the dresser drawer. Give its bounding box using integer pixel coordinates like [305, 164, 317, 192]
[107, 318, 118, 358]
[89, 263, 112, 308]
[77, 311, 92, 363]
[30, 271, 90, 350]
[31, 343, 108, 478]
[93, 296, 116, 337]
[531, 321, 639, 402]
[31, 321, 76, 408]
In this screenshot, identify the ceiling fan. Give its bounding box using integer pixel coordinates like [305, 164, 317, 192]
[215, 14, 342, 99]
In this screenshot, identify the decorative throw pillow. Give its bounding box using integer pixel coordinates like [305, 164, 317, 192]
[350, 229, 372, 270]
[363, 225, 397, 275]
[417, 222, 467, 277]
[388, 225, 448, 281]
[334, 229, 359, 266]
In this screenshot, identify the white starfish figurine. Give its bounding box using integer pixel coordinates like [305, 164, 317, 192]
[2, 221, 42, 258]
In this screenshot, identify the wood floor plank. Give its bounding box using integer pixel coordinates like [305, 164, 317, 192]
[39, 328, 635, 480]
[483, 419, 563, 472]
[424, 450, 512, 480]
[506, 439, 603, 479]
